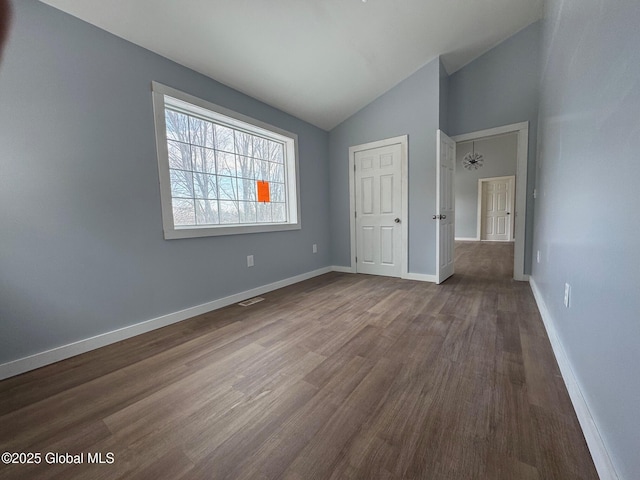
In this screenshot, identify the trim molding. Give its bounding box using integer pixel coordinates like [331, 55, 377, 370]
[452, 122, 529, 281]
[330, 266, 435, 283]
[452, 122, 529, 142]
[455, 237, 479, 242]
[529, 277, 619, 480]
[331, 265, 354, 273]
[0, 266, 333, 381]
[403, 272, 437, 283]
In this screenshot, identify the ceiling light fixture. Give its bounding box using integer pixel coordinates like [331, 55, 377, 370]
[463, 141, 484, 170]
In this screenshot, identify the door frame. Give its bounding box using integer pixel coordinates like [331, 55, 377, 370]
[348, 135, 408, 278]
[478, 175, 516, 242]
[452, 122, 529, 281]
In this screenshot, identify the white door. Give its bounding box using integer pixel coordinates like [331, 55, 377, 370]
[355, 143, 402, 277]
[481, 176, 515, 242]
[436, 130, 456, 284]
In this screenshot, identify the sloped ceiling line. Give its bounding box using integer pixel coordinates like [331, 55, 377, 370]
[39, 0, 543, 130]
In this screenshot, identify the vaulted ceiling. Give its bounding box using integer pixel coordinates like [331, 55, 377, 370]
[39, 0, 543, 130]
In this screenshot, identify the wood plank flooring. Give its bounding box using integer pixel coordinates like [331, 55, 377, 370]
[0, 242, 598, 479]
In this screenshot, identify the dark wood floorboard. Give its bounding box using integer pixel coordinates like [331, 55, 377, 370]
[0, 242, 598, 479]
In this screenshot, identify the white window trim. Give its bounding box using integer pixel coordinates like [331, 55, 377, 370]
[151, 81, 301, 239]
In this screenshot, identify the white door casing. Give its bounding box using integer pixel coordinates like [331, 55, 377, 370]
[349, 136, 408, 279]
[452, 122, 529, 281]
[436, 130, 456, 284]
[354, 144, 402, 277]
[480, 176, 515, 242]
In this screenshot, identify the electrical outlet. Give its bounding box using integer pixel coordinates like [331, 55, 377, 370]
[537, 250, 541, 263]
[312, 244, 318, 254]
[247, 255, 254, 267]
[564, 283, 571, 308]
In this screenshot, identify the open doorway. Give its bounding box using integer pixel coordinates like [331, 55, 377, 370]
[452, 122, 529, 281]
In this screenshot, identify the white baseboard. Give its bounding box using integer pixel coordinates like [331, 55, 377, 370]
[455, 237, 479, 242]
[0, 266, 333, 381]
[403, 272, 437, 283]
[331, 265, 354, 273]
[529, 277, 619, 480]
[330, 266, 435, 283]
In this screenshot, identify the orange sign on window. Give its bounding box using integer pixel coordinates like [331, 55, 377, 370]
[257, 180, 270, 203]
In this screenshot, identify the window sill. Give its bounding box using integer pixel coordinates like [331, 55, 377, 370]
[163, 221, 302, 240]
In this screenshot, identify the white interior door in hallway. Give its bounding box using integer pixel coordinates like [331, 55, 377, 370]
[480, 176, 515, 242]
[354, 143, 403, 277]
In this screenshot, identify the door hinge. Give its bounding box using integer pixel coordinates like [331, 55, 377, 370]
[356, 256, 358, 263]
[354, 164, 356, 172]
[355, 211, 357, 218]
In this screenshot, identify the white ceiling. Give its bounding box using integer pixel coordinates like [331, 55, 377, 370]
[39, 0, 543, 131]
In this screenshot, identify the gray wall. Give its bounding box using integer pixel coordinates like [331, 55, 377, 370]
[329, 58, 442, 274]
[448, 21, 540, 273]
[534, 1, 640, 478]
[439, 58, 449, 134]
[0, 0, 330, 365]
[455, 133, 517, 239]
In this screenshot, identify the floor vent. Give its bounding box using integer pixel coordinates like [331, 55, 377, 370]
[238, 297, 265, 307]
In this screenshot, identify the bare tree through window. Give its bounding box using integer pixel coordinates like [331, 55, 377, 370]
[164, 108, 288, 227]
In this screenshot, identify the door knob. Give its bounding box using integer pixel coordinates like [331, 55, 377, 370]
[506, 212, 511, 215]
[441, 215, 446, 219]
[432, 215, 437, 220]
[394, 218, 401, 223]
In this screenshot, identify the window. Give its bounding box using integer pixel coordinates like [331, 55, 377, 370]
[151, 82, 300, 239]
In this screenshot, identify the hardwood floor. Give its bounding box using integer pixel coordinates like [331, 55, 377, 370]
[0, 242, 598, 479]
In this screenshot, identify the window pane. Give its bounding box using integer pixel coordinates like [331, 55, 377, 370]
[165, 110, 190, 143]
[172, 198, 195, 226]
[189, 117, 214, 148]
[218, 176, 237, 200]
[216, 151, 236, 177]
[271, 183, 285, 203]
[272, 203, 286, 222]
[194, 173, 217, 199]
[239, 201, 257, 223]
[219, 200, 240, 224]
[234, 131, 253, 157]
[237, 178, 256, 201]
[235, 155, 256, 180]
[196, 200, 219, 225]
[253, 137, 268, 159]
[267, 141, 284, 163]
[192, 147, 215, 174]
[214, 124, 235, 153]
[255, 160, 270, 182]
[257, 202, 272, 223]
[170, 169, 193, 198]
[167, 140, 192, 170]
[269, 163, 284, 183]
